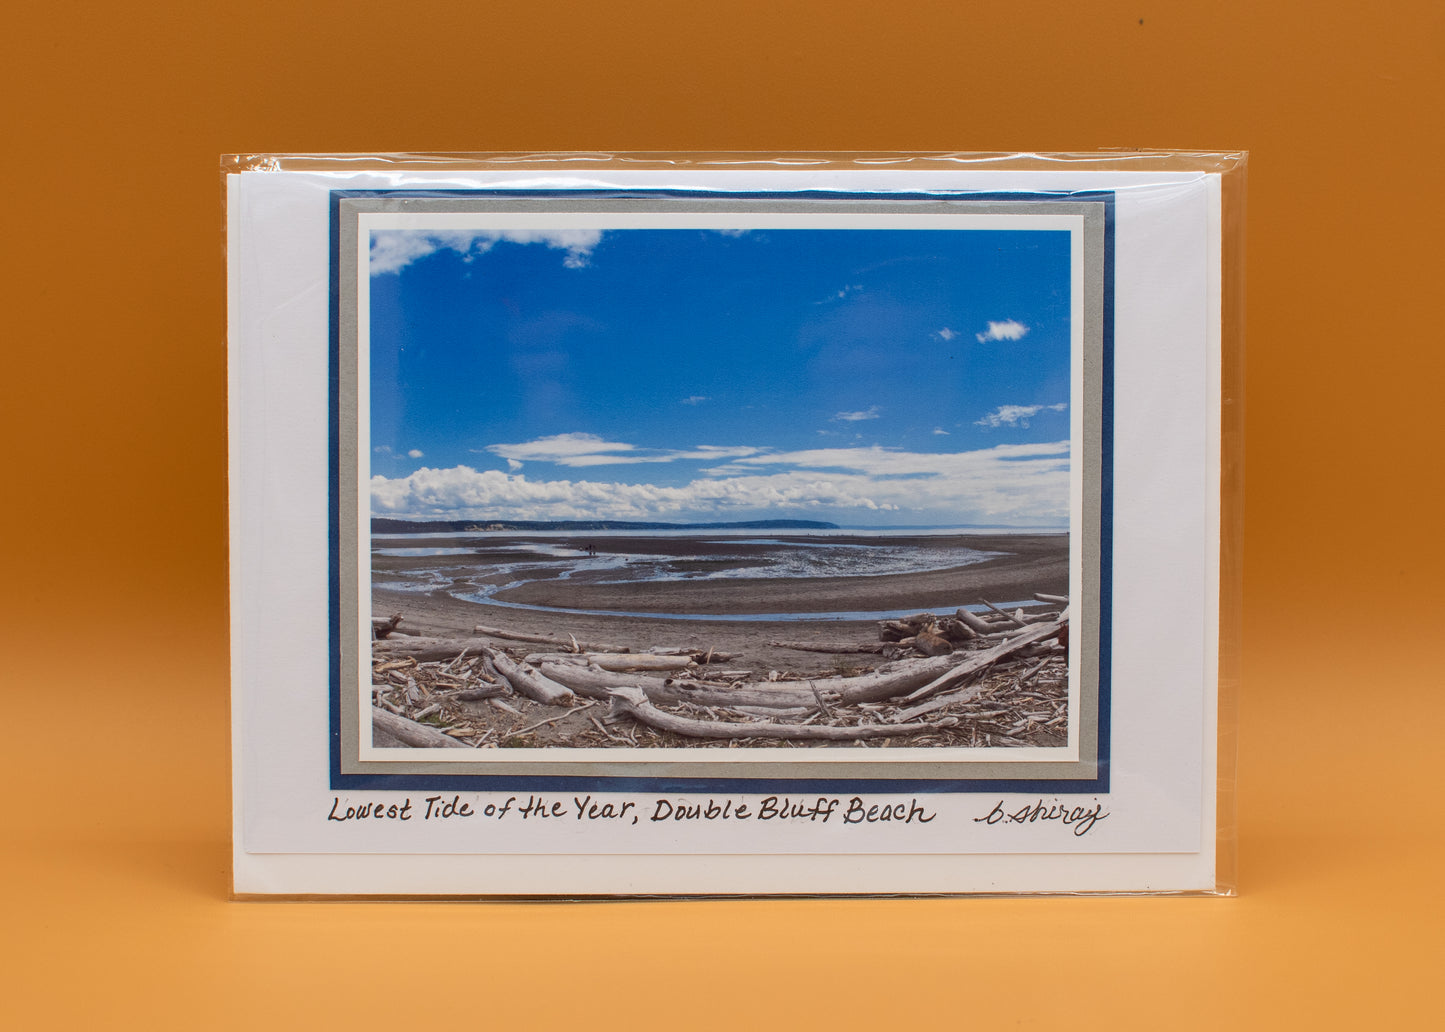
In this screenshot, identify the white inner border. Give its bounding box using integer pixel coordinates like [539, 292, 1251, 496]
[354, 210, 1084, 765]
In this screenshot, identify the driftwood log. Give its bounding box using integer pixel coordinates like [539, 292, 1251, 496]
[766, 640, 889, 654]
[535, 653, 975, 708]
[538, 662, 823, 708]
[472, 624, 632, 653]
[524, 652, 696, 672]
[371, 706, 471, 748]
[373, 636, 500, 663]
[487, 651, 576, 706]
[606, 687, 942, 741]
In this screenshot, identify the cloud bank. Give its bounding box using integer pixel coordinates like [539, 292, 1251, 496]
[371, 440, 1070, 525]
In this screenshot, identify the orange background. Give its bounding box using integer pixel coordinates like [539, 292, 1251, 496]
[2, 2, 1441, 1029]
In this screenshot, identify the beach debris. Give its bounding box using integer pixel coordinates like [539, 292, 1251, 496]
[370, 601, 1069, 748]
[373, 657, 417, 674]
[514, 701, 598, 736]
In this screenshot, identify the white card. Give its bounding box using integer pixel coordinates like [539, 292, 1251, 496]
[228, 156, 1230, 895]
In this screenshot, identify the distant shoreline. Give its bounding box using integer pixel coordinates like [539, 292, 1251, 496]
[371, 517, 842, 534]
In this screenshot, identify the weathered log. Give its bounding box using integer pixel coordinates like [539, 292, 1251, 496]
[471, 624, 630, 653]
[371, 723, 408, 748]
[606, 687, 942, 741]
[1033, 593, 1070, 606]
[488, 651, 576, 706]
[523, 652, 695, 672]
[954, 608, 1001, 635]
[538, 652, 966, 708]
[537, 662, 818, 707]
[371, 706, 470, 749]
[373, 637, 500, 663]
[767, 640, 888, 654]
[1020, 610, 1063, 623]
[448, 686, 506, 702]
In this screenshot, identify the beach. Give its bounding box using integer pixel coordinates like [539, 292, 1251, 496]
[373, 532, 1068, 678]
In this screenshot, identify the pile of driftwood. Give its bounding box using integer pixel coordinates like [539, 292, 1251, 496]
[369, 596, 1069, 749]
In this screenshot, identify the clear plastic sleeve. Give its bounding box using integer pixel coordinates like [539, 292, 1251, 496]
[225, 151, 1243, 898]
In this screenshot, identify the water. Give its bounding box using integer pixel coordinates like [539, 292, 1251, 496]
[372, 529, 1051, 621]
[372, 524, 1060, 541]
[453, 593, 1047, 624]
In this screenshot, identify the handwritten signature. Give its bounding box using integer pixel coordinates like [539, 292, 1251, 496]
[974, 798, 1109, 837]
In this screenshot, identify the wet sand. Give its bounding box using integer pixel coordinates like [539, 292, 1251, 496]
[373, 532, 1068, 677]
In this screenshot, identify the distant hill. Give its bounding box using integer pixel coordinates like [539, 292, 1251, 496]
[371, 517, 840, 534]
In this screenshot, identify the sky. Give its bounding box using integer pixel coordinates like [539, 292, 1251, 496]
[367, 225, 1072, 527]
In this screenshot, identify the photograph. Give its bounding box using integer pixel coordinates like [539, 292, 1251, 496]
[356, 211, 1086, 754]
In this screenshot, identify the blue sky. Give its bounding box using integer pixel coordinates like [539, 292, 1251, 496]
[367, 225, 1072, 527]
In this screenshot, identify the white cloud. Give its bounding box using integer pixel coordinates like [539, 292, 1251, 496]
[370, 439, 1070, 525]
[975, 403, 1068, 429]
[975, 319, 1030, 344]
[937, 327, 956, 342]
[486, 434, 762, 468]
[932, 427, 950, 435]
[833, 406, 881, 422]
[486, 433, 637, 464]
[369, 229, 604, 275]
[506, 458, 523, 472]
[681, 395, 709, 406]
[407, 449, 424, 459]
